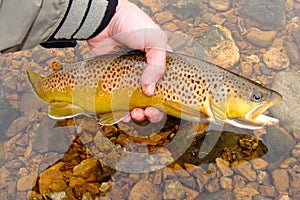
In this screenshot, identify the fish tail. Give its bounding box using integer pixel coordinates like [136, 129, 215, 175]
[26, 69, 44, 97]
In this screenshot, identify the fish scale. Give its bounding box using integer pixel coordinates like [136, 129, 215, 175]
[26, 51, 282, 129]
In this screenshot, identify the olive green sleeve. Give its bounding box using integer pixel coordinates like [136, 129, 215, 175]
[0, 0, 117, 53]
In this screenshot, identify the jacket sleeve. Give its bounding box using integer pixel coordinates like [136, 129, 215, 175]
[0, 0, 117, 53]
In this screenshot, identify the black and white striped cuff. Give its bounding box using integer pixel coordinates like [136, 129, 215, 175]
[41, 0, 117, 48]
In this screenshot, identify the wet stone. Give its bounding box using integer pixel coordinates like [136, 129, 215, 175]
[128, 179, 162, 200]
[246, 28, 276, 48]
[206, 178, 220, 193]
[233, 186, 259, 200]
[292, 27, 300, 49]
[208, 0, 231, 11]
[232, 161, 256, 182]
[251, 158, 268, 170]
[73, 158, 101, 182]
[263, 46, 290, 70]
[262, 126, 296, 168]
[198, 25, 240, 68]
[215, 158, 233, 177]
[220, 176, 232, 190]
[17, 174, 36, 191]
[163, 179, 186, 200]
[5, 117, 29, 138]
[233, 175, 246, 188]
[239, 0, 286, 30]
[271, 169, 289, 193]
[284, 41, 300, 63]
[271, 71, 300, 130]
[287, 169, 300, 189]
[257, 170, 270, 185]
[259, 185, 276, 198]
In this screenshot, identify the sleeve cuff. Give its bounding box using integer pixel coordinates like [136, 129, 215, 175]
[41, 0, 118, 48]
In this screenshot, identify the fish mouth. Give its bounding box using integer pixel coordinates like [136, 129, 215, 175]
[228, 94, 283, 130]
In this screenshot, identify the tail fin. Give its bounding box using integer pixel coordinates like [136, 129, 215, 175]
[26, 69, 44, 97]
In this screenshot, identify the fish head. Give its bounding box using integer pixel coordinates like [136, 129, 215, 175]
[224, 83, 283, 129]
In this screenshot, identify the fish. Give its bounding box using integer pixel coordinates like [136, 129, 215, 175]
[26, 51, 282, 129]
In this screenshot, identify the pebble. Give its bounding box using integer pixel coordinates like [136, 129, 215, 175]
[208, 0, 231, 11]
[232, 161, 256, 181]
[271, 169, 289, 192]
[233, 186, 259, 200]
[128, 179, 162, 200]
[291, 143, 300, 157]
[73, 158, 101, 182]
[251, 158, 268, 170]
[256, 170, 270, 185]
[259, 185, 276, 198]
[17, 174, 36, 191]
[262, 46, 290, 70]
[206, 178, 220, 193]
[284, 41, 300, 63]
[198, 25, 240, 68]
[246, 28, 276, 48]
[220, 176, 232, 190]
[5, 117, 29, 138]
[270, 71, 300, 130]
[288, 169, 300, 189]
[163, 179, 186, 200]
[154, 10, 174, 24]
[215, 158, 233, 177]
[233, 175, 246, 189]
[279, 157, 297, 169]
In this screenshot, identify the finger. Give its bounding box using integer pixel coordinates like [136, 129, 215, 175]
[141, 48, 166, 96]
[144, 107, 164, 123]
[87, 29, 118, 55]
[130, 108, 146, 122]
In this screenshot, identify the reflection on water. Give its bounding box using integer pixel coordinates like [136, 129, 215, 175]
[1, 0, 300, 199]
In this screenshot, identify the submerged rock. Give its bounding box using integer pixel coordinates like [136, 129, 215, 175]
[198, 25, 240, 68]
[270, 71, 300, 130]
[239, 0, 286, 30]
[246, 28, 276, 48]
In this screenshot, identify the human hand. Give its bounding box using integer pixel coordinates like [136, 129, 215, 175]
[87, 0, 166, 123]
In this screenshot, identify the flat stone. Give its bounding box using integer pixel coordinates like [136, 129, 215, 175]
[284, 41, 300, 63]
[220, 176, 232, 190]
[5, 117, 29, 138]
[263, 46, 290, 70]
[17, 174, 37, 191]
[215, 158, 233, 177]
[270, 71, 300, 130]
[209, 0, 231, 11]
[154, 10, 174, 24]
[259, 185, 276, 198]
[271, 169, 289, 192]
[129, 179, 162, 200]
[163, 179, 186, 200]
[73, 158, 101, 182]
[239, 0, 286, 30]
[232, 161, 256, 181]
[198, 25, 240, 68]
[206, 178, 220, 193]
[292, 27, 300, 49]
[233, 175, 246, 188]
[246, 28, 276, 48]
[234, 186, 259, 200]
[251, 158, 268, 170]
[288, 169, 300, 189]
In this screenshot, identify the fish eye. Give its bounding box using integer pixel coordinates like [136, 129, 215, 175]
[250, 91, 263, 102]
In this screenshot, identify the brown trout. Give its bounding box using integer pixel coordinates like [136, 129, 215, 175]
[26, 51, 282, 129]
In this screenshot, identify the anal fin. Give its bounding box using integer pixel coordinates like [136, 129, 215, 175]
[98, 111, 130, 126]
[49, 102, 85, 119]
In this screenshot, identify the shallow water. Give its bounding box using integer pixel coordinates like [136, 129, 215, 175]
[1, 0, 300, 199]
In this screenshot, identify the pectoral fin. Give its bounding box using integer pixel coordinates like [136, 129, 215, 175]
[49, 102, 85, 119]
[98, 111, 130, 125]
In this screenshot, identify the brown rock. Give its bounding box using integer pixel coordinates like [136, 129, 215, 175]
[263, 46, 290, 70]
[17, 174, 37, 191]
[233, 175, 246, 188]
[292, 144, 300, 157]
[206, 178, 220, 193]
[139, 0, 167, 13]
[48, 179, 68, 192]
[279, 157, 297, 169]
[257, 170, 271, 185]
[184, 186, 199, 199]
[220, 176, 232, 190]
[215, 158, 233, 177]
[208, 0, 231, 11]
[73, 158, 101, 182]
[232, 161, 256, 181]
[285, 41, 300, 63]
[129, 179, 162, 200]
[251, 158, 268, 170]
[233, 186, 259, 200]
[69, 177, 88, 188]
[288, 169, 300, 189]
[154, 10, 173, 24]
[5, 117, 29, 138]
[271, 169, 289, 192]
[259, 185, 276, 197]
[246, 28, 276, 48]
[163, 180, 185, 200]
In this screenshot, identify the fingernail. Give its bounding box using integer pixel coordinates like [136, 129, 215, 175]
[144, 83, 155, 96]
